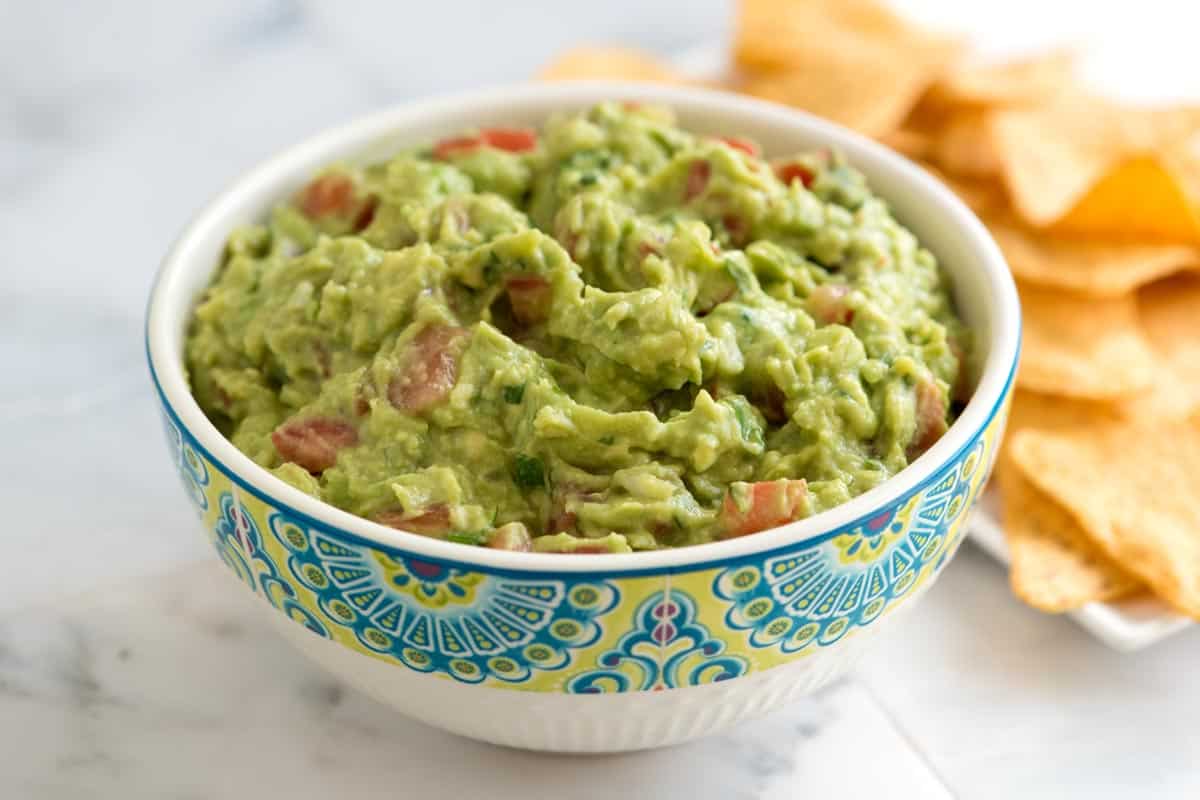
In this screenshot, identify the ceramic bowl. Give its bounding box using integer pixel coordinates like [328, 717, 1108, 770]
[146, 82, 1019, 753]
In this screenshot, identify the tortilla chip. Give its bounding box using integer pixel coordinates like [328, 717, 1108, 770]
[995, 393, 1141, 611]
[929, 49, 1077, 108]
[1133, 274, 1200, 417]
[735, 0, 927, 70]
[992, 99, 1144, 227]
[996, 390, 1115, 492]
[929, 110, 1002, 178]
[1004, 389, 1119, 439]
[1017, 282, 1156, 398]
[735, 0, 961, 137]
[993, 101, 1200, 229]
[998, 461, 1142, 612]
[741, 52, 954, 137]
[1054, 153, 1200, 242]
[1010, 414, 1200, 619]
[878, 126, 935, 160]
[983, 212, 1199, 295]
[539, 47, 682, 83]
[925, 168, 1009, 215]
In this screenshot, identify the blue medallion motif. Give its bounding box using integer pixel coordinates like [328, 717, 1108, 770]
[213, 492, 329, 638]
[267, 509, 620, 684]
[713, 440, 984, 654]
[566, 590, 748, 693]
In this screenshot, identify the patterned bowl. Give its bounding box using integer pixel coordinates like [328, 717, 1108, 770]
[146, 82, 1019, 753]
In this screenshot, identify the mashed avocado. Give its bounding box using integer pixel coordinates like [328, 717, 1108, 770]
[186, 102, 969, 553]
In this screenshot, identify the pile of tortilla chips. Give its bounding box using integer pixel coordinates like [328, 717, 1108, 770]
[539, 0, 1200, 621]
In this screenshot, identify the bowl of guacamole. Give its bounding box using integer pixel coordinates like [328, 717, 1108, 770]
[183, 101, 972, 554]
[146, 83, 1019, 751]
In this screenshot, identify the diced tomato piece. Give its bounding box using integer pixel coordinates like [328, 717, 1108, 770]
[685, 160, 711, 201]
[271, 417, 358, 473]
[720, 479, 809, 539]
[807, 284, 854, 325]
[907, 380, 949, 460]
[433, 128, 537, 159]
[373, 505, 451, 536]
[722, 213, 749, 247]
[297, 173, 357, 218]
[480, 127, 538, 153]
[352, 195, 378, 232]
[547, 509, 577, 534]
[546, 489, 584, 534]
[545, 486, 602, 536]
[774, 161, 815, 188]
[433, 135, 482, 160]
[718, 136, 760, 157]
[505, 274, 552, 325]
[296, 172, 377, 230]
[487, 522, 532, 552]
[352, 384, 371, 417]
[387, 325, 470, 413]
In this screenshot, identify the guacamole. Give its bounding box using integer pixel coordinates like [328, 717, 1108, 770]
[186, 102, 968, 553]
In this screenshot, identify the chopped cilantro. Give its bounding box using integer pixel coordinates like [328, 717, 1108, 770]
[448, 530, 488, 546]
[513, 454, 546, 489]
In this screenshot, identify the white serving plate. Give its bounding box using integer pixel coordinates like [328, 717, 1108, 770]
[673, 40, 1193, 651]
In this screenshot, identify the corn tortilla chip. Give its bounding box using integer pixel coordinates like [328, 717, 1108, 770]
[877, 126, 934, 161]
[1054, 154, 1200, 243]
[998, 461, 1142, 612]
[984, 212, 1199, 295]
[736, 0, 929, 71]
[735, 0, 961, 137]
[1004, 389, 1119, 440]
[539, 47, 682, 83]
[929, 110, 1002, 178]
[929, 49, 1077, 109]
[925, 168, 1008, 215]
[994, 101, 1200, 229]
[995, 393, 1141, 611]
[1134, 274, 1200, 418]
[741, 48, 955, 138]
[1017, 282, 1156, 398]
[992, 99, 1147, 226]
[997, 390, 1115, 502]
[1010, 415, 1200, 619]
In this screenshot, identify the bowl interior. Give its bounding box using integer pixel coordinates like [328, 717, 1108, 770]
[147, 81, 1019, 574]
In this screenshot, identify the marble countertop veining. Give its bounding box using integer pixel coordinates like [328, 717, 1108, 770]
[4, 0, 1200, 796]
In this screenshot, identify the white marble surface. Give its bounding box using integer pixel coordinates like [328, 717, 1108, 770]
[4, 1, 1200, 797]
